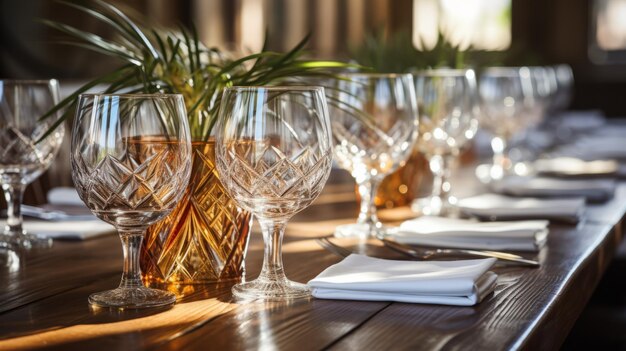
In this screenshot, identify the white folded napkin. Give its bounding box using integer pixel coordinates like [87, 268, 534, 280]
[0, 219, 115, 240]
[457, 193, 585, 222]
[7, 187, 117, 240]
[555, 110, 606, 131]
[47, 187, 84, 206]
[553, 136, 626, 161]
[308, 254, 497, 306]
[533, 157, 618, 178]
[491, 176, 615, 203]
[392, 216, 548, 252]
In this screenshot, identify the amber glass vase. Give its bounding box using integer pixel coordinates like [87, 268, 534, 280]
[374, 149, 427, 209]
[140, 140, 252, 286]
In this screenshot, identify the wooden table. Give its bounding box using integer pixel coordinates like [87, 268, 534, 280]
[1, 172, 625, 351]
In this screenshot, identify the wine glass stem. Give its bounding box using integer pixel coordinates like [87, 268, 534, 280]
[430, 155, 451, 203]
[491, 136, 510, 171]
[258, 219, 287, 282]
[119, 231, 146, 289]
[357, 179, 381, 227]
[2, 183, 25, 235]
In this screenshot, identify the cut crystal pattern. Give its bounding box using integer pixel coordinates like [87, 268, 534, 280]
[141, 141, 252, 285]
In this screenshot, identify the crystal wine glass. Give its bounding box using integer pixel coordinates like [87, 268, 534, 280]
[71, 93, 192, 308]
[527, 66, 558, 127]
[553, 64, 574, 112]
[411, 69, 478, 216]
[215, 86, 332, 300]
[0, 79, 65, 249]
[478, 67, 533, 180]
[327, 73, 418, 237]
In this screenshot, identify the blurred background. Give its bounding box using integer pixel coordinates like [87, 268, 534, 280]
[2, 0, 626, 116]
[2, 1, 626, 348]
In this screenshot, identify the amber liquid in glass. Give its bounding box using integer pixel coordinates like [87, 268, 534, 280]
[140, 140, 252, 288]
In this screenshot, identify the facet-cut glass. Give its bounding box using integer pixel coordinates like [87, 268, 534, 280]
[0, 79, 65, 249]
[71, 93, 191, 309]
[327, 73, 419, 237]
[216, 86, 332, 301]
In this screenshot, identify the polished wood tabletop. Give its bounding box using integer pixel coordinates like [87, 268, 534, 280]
[1, 169, 625, 351]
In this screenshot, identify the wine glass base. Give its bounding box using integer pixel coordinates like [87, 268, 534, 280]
[334, 223, 386, 239]
[232, 278, 311, 301]
[88, 286, 176, 309]
[411, 196, 459, 217]
[1, 232, 52, 250]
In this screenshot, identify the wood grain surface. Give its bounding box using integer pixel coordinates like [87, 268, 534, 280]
[1, 170, 625, 350]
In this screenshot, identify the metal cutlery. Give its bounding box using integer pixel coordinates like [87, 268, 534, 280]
[316, 236, 355, 258]
[20, 205, 96, 221]
[316, 236, 540, 267]
[378, 237, 540, 267]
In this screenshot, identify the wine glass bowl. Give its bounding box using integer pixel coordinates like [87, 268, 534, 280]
[216, 86, 332, 300]
[0, 79, 65, 248]
[71, 93, 191, 308]
[411, 69, 478, 216]
[327, 73, 418, 237]
[478, 67, 533, 180]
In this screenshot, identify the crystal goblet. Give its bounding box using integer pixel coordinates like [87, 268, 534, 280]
[411, 69, 479, 216]
[0, 79, 65, 249]
[215, 86, 333, 300]
[71, 93, 192, 308]
[327, 73, 419, 237]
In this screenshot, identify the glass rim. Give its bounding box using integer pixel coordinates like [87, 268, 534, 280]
[336, 72, 414, 78]
[0, 79, 59, 85]
[79, 92, 184, 99]
[225, 85, 325, 92]
[480, 67, 526, 77]
[413, 68, 475, 77]
[482, 66, 524, 72]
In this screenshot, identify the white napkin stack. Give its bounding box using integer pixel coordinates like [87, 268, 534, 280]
[457, 193, 585, 222]
[533, 157, 618, 178]
[552, 136, 626, 161]
[0, 220, 115, 240]
[555, 110, 606, 131]
[491, 176, 615, 203]
[308, 254, 497, 306]
[391, 216, 548, 252]
[46, 187, 84, 206]
[9, 187, 116, 240]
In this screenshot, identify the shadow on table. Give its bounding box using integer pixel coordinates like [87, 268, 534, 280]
[561, 257, 626, 350]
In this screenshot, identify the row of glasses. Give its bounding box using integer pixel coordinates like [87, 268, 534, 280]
[478, 64, 574, 181]
[212, 65, 572, 301]
[2, 63, 572, 306]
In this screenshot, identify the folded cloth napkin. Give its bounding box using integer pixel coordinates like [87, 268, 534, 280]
[47, 187, 84, 206]
[7, 187, 116, 240]
[554, 110, 606, 131]
[308, 254, 497, 306]
[0, 219, 115, 240]
[552, 136, 626, 161]
[533, 157, 618, 178]
[391, 216, 548, 252]
[490, 176, 615, 203]
[457, 193, 585, 222]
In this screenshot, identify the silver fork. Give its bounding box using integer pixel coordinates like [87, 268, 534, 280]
[378, 237, 540, 267]
[316, 236, 354, 258]
[316, 236, 539, 267]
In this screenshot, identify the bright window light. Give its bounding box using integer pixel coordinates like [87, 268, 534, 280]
[413, 0, 511, 51]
